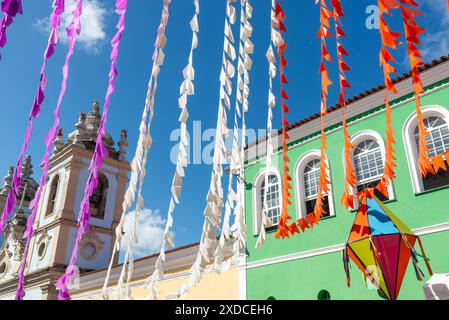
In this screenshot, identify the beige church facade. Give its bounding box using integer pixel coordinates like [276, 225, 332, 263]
[0, 102, 241, 300]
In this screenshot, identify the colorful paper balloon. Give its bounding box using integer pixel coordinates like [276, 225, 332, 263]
[343, 192, 433, 300]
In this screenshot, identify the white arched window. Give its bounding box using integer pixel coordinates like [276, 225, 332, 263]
[295, 151, 335, 218]
[404, 106, 449, 193]
[414, 116, 449, 158]
[350, 131, 394, 203]
[253, 169, 282, 235]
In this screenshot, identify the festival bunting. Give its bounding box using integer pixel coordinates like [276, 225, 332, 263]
[15, 0, 83, 301]
[56, 0, 129, 300]
[0, 0, 23, 60]
[178, 0, 237, 298]
[0, 1, 65, 233]
[274, 0, 297, 240]
[312, 0, 333, 224]
[102, 0, 172, 300]
[143, 0, 198, 299]
[331, 0, 357, 210]
[376, 0, 401, 198]
[255, 0, 278, 248]
[216, 0, 253, 270]
[399, 0, 435, 178]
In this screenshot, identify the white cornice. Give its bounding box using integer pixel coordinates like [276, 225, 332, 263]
[246, 221, 449, 270]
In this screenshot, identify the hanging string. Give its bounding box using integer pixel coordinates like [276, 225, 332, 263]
[398, 0, 434, 178]
[331, 0, 356, 210]
[230, 0, 253, 263]
[255, 0, 278, 248]
[101, 0, 172, 300]
[56, 0, 129, 300]
[15, 0, 83, 301]
[215, 0, 253, 271]
[177, 0, 237, 298]
[313, 0, 333, 223]
[0, 0, 23, 60]
[128, 0, 197, 300]
[107, 0, 172, 301]
[0, 1, 66, 233]
[274, 0, 297, 239]
[376, 0, 401, 198]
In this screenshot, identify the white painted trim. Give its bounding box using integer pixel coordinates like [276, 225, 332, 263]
[247, 221, 449, 270]
[252, 168, 282, 235]
[294, 150, 336, 219]
[403, 105, 449, 194]
[238, 255, 247, 300]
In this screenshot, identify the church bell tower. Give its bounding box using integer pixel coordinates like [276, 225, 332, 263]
[0, 101, 130, 300]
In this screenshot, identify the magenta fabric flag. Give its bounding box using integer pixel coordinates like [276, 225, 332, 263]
[0, 0, 23, 60]
[15, 0, 83, 301]
[0, 1, 65, 234]
[56, 0, 129, 300]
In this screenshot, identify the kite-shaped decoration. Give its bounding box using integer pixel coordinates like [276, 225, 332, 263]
[343, 192, 433, 300]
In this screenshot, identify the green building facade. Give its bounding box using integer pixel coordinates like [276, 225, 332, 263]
[243, 56, 449, 300]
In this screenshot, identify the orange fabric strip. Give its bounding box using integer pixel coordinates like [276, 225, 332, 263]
[275, 1, 294, 239]
[332, 0, 356, 210]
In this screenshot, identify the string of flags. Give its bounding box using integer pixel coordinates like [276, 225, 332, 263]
[15, 0, 83, 301]
[0, 0, 23, 60]
[102, 0, 172, 300]
[144, 0, 198, 300]
[178, 0, 238, 298]
[256, 0, 278, 249]
[332, 0, 357, 211]
[0, 0, 66, 236]
[0, 0, 443, 300]
[56, 0, 129, 300]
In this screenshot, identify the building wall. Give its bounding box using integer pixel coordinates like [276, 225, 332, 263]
[244, 77, 449, 299]
[72, 267, 241, 300]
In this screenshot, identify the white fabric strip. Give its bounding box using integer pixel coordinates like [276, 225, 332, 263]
[142, 0, 200, 300]
[177, 0, 238, 298]
[255, 0, 281, 249]
[215, 0, 253, 273]
[101, 0, 172, 300]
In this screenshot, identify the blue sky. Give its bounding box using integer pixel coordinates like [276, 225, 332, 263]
[0, 0, 447, 258]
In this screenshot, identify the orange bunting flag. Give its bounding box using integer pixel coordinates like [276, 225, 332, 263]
[431, 154, 447, 174]
[331, 0, 357, 210]
[399, 0, 434, 178]
[313, 0, 333, 223]
[274, 1, 295, 240]
[297, 218, 310, 232]
[376, 0, 401, 198]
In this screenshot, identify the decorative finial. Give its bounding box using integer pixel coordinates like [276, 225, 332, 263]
[73, 112, 87, 148]
[118, 129, 129, 161]
[0, 166, 14, 196]
[21, 155, 33, 180]
[86, 101, 101, 131]
[53, 128, 64, 155]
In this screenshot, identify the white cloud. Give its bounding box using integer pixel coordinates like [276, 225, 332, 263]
[33, 0, 108, 54]
[120, 208, 175, 260]
[421, 0, 449, 60]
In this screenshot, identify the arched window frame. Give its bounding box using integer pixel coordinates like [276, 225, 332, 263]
[347, 130, 395, 206]
[252, 168, 282, 235]
[403, 105, 449, 194]
[295, 150, 336, 219]
[45, 174, 60, 216]
[89, 172, 109, 220]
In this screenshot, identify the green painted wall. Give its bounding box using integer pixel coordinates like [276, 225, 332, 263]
[244, 78, 449, 300]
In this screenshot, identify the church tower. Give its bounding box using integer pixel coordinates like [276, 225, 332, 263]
[0, 101, 130, 300]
